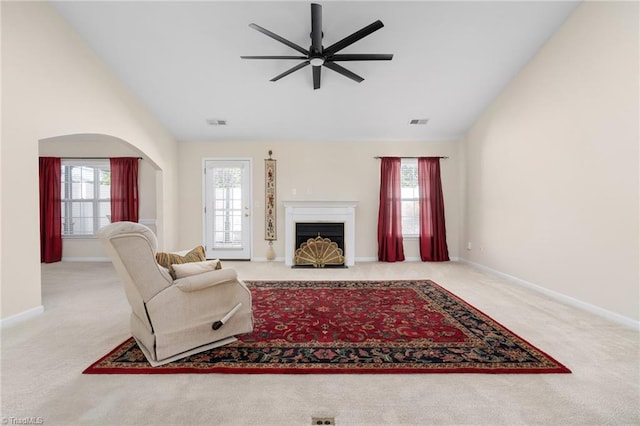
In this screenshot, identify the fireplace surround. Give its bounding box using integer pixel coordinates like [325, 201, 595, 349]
[283, 201, 357, 267]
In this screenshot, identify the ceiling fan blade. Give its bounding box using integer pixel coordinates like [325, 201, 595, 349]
[312, 66, 321, 90]
[330, 54, 393, 61]
[310, 3, 323, 54]
[324, 20, 384, 55]
[241, 56, 308, 60]
[270, 61, 310, 82]
[323, 62, 364, 83]
[249, 23, 309, 55]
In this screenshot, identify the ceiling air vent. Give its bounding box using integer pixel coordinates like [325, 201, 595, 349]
[409, 119, 429, 125]
[206, 119, 227, 126]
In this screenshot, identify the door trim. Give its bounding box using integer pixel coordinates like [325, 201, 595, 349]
[202, 157, 253, 260]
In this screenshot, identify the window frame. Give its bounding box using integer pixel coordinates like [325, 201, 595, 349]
[400, 158, 420, 238]
[60, 159, 111, 238]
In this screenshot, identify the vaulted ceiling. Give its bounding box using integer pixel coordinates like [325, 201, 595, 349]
[51, 1, 580, 142]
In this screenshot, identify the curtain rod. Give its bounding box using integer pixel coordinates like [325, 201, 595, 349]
[374, 156, 449, 159]
[59, 157, 142, 160]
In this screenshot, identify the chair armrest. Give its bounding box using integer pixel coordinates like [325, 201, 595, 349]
[173, 268, 238, 292]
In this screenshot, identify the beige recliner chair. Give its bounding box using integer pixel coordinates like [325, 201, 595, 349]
[98, 221, 253, 366]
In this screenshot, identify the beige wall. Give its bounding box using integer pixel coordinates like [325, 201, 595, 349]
[3, 0, 636, 327]
[178, 141, 461, 261]
[462, 1, 639, 321]
[1, 2, 179, 320]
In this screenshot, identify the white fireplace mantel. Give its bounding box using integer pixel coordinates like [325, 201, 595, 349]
[283, 201, 357, 266]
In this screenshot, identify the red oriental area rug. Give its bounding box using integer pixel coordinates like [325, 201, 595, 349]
[83, 280, 570, 374]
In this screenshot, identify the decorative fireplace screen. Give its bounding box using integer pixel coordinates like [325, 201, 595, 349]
[294, 236, 345, 267]
[294, 222, 345, 267]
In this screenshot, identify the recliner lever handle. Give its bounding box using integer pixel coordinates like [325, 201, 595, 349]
[212, 303, 243, 330]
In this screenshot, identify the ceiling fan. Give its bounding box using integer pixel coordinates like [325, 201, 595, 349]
[241, 3, 393, 90]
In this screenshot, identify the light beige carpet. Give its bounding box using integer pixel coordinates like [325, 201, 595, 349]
[1, 260, 639, 425]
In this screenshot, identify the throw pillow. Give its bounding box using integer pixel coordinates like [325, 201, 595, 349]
[156, 246, 206, 279]
[171, 259, 222, 279]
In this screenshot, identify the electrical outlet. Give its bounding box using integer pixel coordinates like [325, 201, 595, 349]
[312, 417, 335, 425]
[467, 242, 472, 250]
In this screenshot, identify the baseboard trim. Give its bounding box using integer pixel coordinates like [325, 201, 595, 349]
[354, 257, 461, 263]
[245, 257, 461, 264]
[62, 257, 111, 262]
[1, 305, 45, 328]
[459, 258, 640, 331]
[251, 257, 285, 262]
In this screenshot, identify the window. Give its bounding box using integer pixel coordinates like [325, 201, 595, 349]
[400, 158, 419, 237]
[61, 160, 111, 237]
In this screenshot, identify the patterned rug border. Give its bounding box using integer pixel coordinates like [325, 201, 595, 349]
[83, 280, 571, 375]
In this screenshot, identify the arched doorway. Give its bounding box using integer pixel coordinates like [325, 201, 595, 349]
[38, 133, 162, 259]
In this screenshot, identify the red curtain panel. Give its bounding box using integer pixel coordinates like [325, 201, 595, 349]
[377, 157, 405, 262]
[110, 157, 139, 223]
[418, 157, 449, 261]
[39, 157, 62, 263]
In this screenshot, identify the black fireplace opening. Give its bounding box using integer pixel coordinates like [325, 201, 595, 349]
[294, 222, 346, 268]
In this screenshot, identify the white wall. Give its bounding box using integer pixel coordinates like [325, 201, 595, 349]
[462, 1, 639, 322]
[178, 141, 460, 261]
[1, 2, 179, 320]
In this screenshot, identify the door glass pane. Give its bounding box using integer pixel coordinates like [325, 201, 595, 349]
[212, 167, 243, 248]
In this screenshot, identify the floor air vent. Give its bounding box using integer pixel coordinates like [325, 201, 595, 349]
[312, 417, 335, 425]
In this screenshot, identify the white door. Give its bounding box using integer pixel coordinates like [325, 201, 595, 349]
[203, 159, 252, 260]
